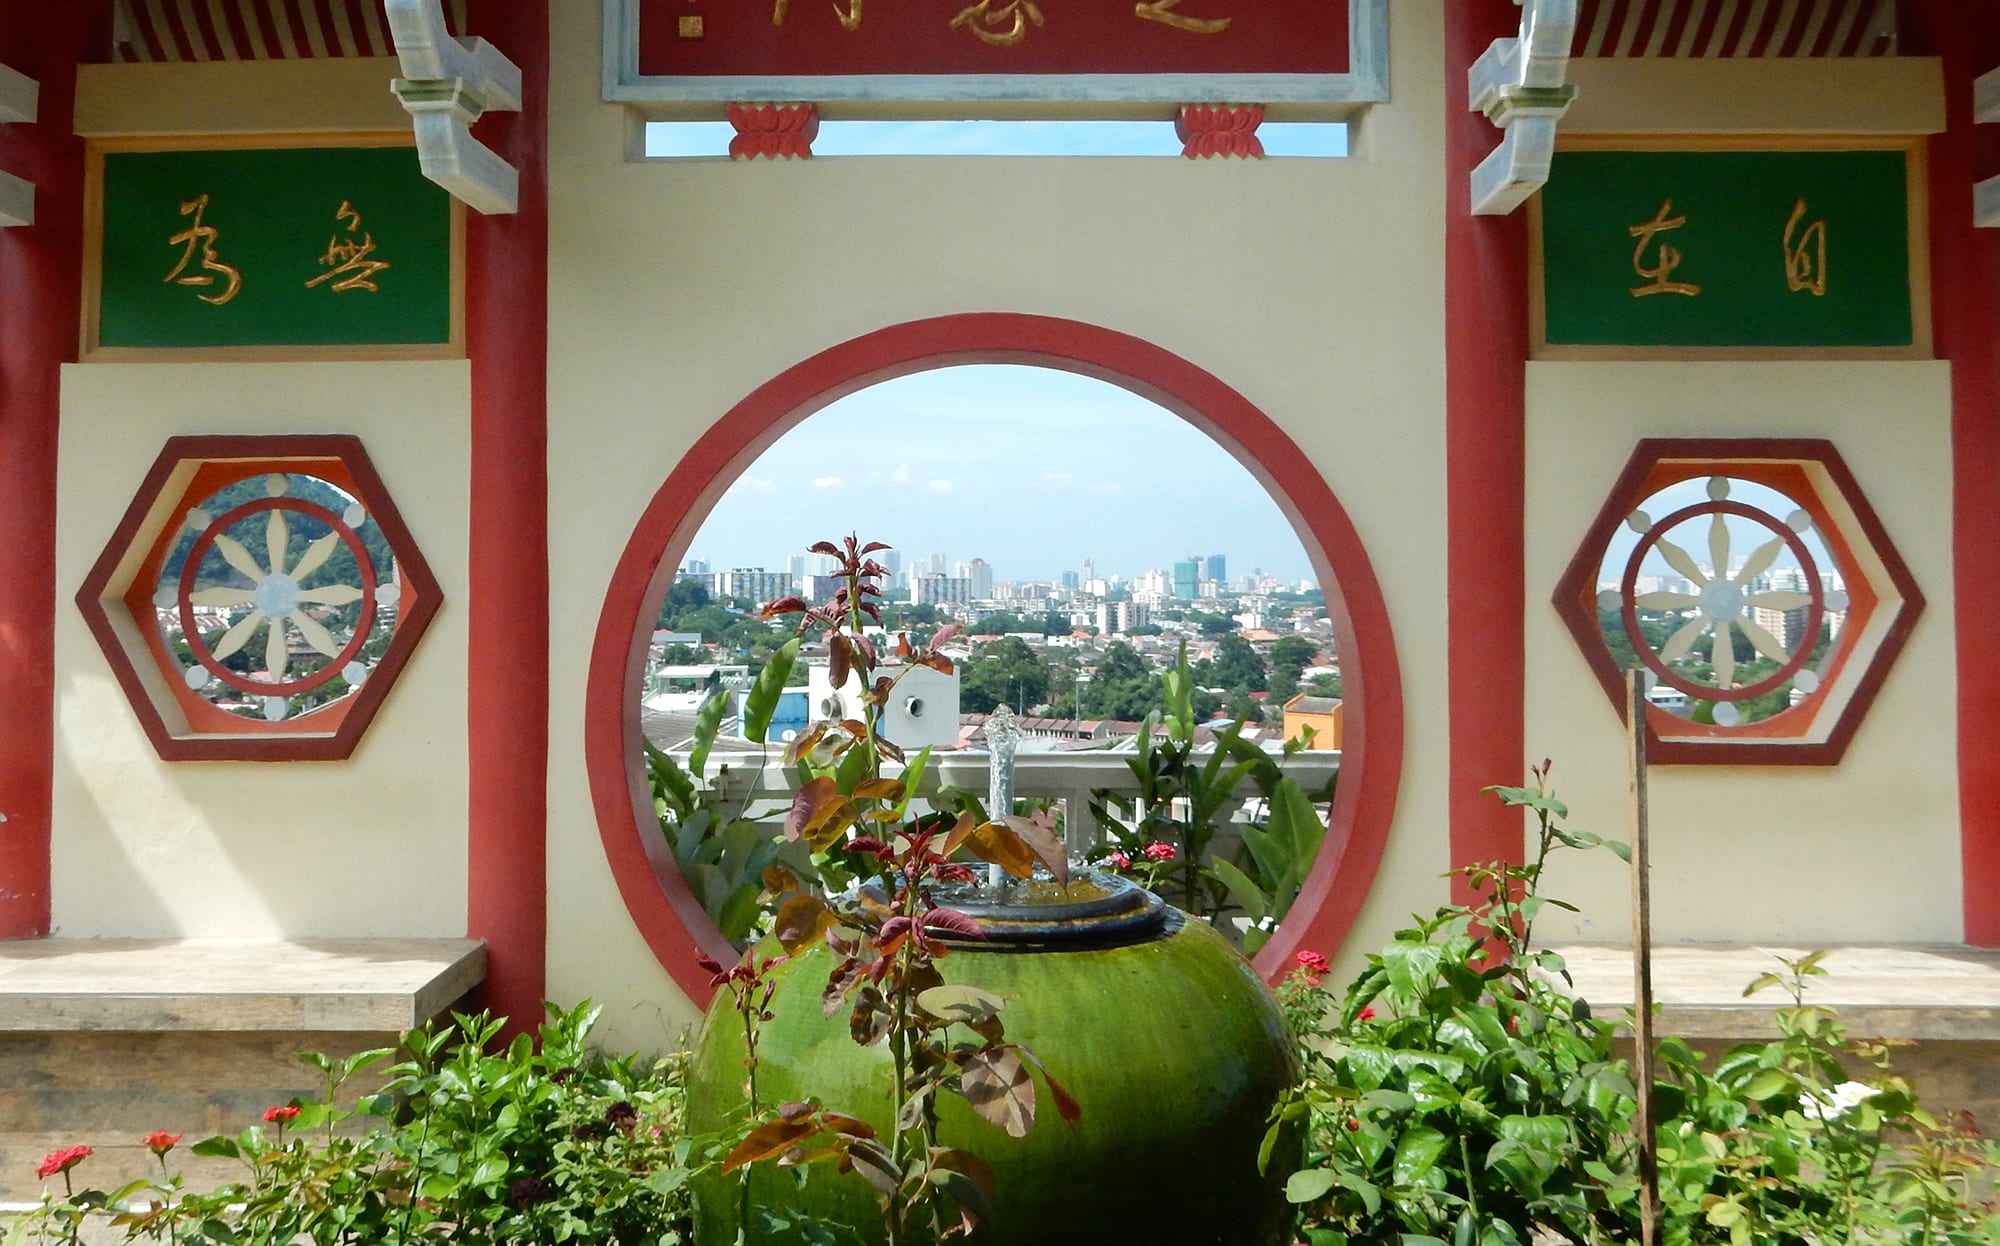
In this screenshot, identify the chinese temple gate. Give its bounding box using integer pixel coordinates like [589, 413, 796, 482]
[0, 0, 1998, 1192]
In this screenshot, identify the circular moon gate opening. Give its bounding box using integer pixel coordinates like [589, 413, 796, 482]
[586, 314, 1405, 1001]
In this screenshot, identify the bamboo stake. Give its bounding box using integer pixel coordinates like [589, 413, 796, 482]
[1628, 670, 1660, 1246]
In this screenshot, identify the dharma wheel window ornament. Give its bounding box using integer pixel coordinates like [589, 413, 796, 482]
[77, 435, 442, 761]
[1552, 439, 1922, 765]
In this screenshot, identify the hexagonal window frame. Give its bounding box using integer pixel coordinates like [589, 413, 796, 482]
[1552, 438, 1923, 765]
[76, 434, 442, 761]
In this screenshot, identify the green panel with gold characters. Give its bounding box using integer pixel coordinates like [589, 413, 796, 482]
[1538, 147, 1913, 350]
[97, 144, 453, 349]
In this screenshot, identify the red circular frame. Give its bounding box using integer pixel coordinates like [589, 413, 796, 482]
[1618, 500, 1825, 703]
[179, 497, 381, 698]
[584, 314, 1405, 1002]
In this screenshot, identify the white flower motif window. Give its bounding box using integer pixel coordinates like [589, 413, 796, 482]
[77, 435, 441, 761]
[155, 472, 398, 724]
[1554, 440, 1922, 764]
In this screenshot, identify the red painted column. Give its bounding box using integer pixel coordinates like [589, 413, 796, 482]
[1443, 0, 1531, 897]
[0, 4, 111, 939]
[464, 3, 550, 1027]
[1902, 2, 2000, 944]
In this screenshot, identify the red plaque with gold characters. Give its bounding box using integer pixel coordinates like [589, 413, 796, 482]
[603, 0, 1387, 109]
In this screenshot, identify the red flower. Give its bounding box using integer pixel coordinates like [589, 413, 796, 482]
[262, 1105, 301, 1125]
[1143, 842, 1177, 862]
[1357, 1005, 1377, 1022]
[1295, 949, 1332, 976]
[1345, 1118, 1360, 1132]
[1106, 851, 1132, 870]
[36, 1146, 91, 1179]
[144, 1131, 181, 1156]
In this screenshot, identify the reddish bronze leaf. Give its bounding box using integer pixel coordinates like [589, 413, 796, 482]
[958, 1047, 1035, 1138]
[774, 893, 834, 955]
[721, 1114, 820, 1172]
[758, 595, 808, 618]
[844, 1137, 902, 1206]
[849, 985, 893, 1046]
[828, 633, 851, 690]
[820, 1113, 877, 1139]
[782, 721, 828, 765]
[958, 821, 1038, 880]
[1001, 814, 1070, 887]
[783, 776, 838, 841]
[759, 863, 800, 900]
[921, 908, 985, 940]
[853, 777, 905, 803]
[1015, 1044, 1083, 1128]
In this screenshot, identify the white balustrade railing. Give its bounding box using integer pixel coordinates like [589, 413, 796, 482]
[695, 749, 1341, 855]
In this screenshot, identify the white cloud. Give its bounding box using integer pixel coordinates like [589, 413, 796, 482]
[813, 475, 845, 489]
[925, 480, 955, 495]
[889, 464, 913, 485]
[1032, 471, 1075, 490]
[730, 475, 779, 496]
[1087, 482, 1126, 496]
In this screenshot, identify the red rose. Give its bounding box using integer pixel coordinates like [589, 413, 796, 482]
[36, 1145, 91, 1180]
[262, 1105, 301, 1125]
[1106, 852, 1132, 870]
[144, 1131, 181, 1156]
[1357, 1005, 1377, 1022]
[1143, 842, 1177, 862]
[1295, 950, 1332, 975]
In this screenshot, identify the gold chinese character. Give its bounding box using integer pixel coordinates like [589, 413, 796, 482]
[306, 200, 390, 294]
[1628, 198, 1701, 298]
[163, 193, 242, 306]
[1135, 0, 1229, 33]
[1784, 197, 1827, 297]
[951, 0, 1044, 46]
[773, 0, 860, 28]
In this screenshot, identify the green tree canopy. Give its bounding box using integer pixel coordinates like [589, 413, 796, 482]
[960, 637, 1054, 716]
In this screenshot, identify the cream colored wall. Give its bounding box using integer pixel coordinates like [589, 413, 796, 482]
[1525, 362, 1959, 945]
[53, 361, 472, 939]
[543, 3, 1454, 1051]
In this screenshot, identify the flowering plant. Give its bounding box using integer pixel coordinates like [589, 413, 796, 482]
[11, 1003, 705, 1246]
[1271, 768, 2000, 1245]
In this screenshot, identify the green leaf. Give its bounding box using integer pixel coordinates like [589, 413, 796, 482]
[191, 1136, 241, 1159]
[742, 637, 801, 744]
[916, 984, 1006, 1027]
[688, 679, 730, 777]
[1205, 857, 1269, 921]
[1392, 1126, 1448, 1187]
[1286, 1168, 1340, 1204]
[472, 1154, 510, 1187]
[1743, 1067, 1796, 1101]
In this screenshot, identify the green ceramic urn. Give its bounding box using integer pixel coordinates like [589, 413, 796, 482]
[684, 873, 1297, 1246]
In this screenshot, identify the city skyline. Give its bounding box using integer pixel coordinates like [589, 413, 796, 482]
[682, 365, 1322, 587]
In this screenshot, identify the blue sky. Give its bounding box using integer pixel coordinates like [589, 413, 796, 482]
[684, 365, 1319, 586]
[663, 120, 1343, 589]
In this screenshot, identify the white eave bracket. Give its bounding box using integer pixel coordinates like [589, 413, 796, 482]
[1976, 65, 1998, 228]
[0, 62, 41, 227]
[1467, 0, 1579, 216]
[385, 0, 522, 215]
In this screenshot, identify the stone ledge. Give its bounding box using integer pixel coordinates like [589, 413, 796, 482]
[0, 939, 486, 1032]
[1552, 945, 2000, 1042]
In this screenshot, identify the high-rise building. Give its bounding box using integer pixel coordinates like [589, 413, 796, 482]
[967, 557, 994, 600]
[785, 554, 807, 590]
[1205, 553, 1226, 585]
[1173, 558, 1201, 599]
[911, 573, 971, 606]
